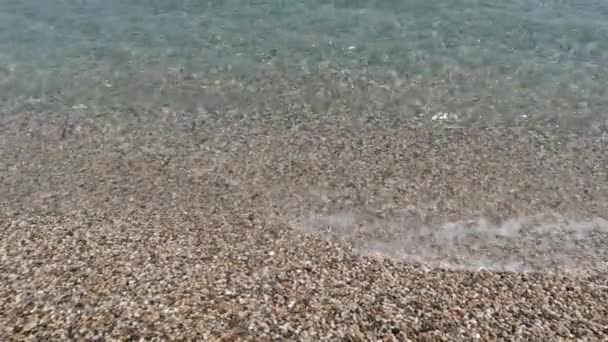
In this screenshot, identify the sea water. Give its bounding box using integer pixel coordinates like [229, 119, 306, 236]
[2, 0, 607, 273]
[1, 0, 607, 127]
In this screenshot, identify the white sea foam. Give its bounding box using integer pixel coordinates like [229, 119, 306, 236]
[294, 211, 608, 275]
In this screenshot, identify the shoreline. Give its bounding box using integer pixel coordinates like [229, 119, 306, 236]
[1, 111, 607, 339]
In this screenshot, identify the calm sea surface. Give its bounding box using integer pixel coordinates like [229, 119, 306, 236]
[2, 0, 608, 274]
[1, 0, 607, 130]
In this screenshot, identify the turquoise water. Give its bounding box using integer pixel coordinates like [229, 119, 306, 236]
[1, 0, 607, 130]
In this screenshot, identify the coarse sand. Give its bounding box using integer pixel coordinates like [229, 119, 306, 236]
[1, 97, 607, 340]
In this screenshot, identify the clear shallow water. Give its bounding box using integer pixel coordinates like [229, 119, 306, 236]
[2, 1, 607, 275]
[1, 0, 607, 130]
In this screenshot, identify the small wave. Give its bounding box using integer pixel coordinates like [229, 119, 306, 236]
[293, 211, 608, 275]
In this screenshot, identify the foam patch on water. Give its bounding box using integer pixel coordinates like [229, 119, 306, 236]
[293, 211, 608, 275]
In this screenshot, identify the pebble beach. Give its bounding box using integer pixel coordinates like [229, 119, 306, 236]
[1, 67, 608, 340]
[2, 1, 608, 339]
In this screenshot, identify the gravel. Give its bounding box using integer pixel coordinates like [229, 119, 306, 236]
[1, 72, 608, 340]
